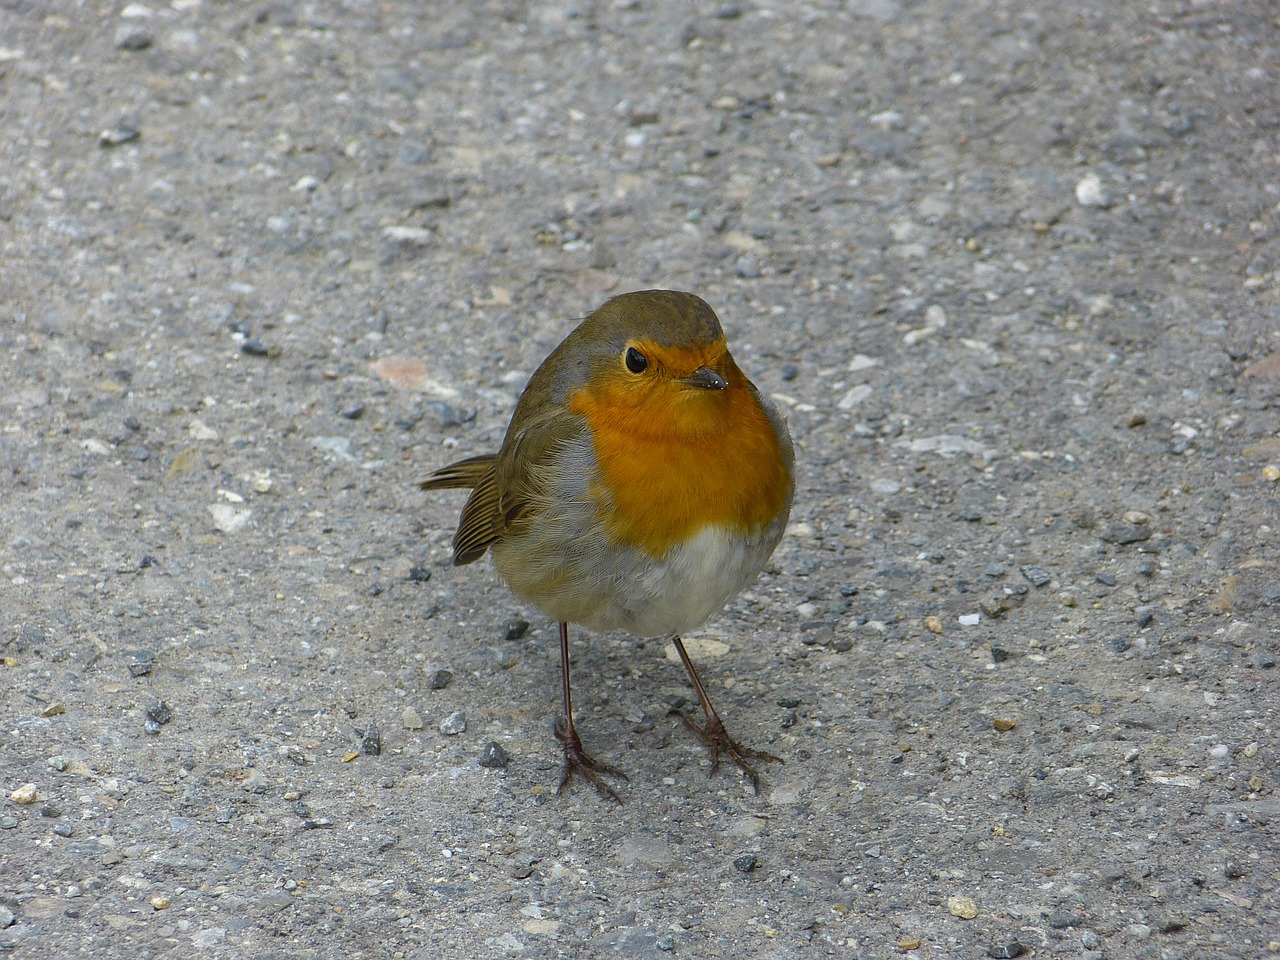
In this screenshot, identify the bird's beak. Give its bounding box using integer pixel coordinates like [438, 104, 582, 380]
[680, 366, 729, 391]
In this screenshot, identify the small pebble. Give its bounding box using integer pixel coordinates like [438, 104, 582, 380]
[1095, 572, 1117, 586]
[1127, 923, 1153, 941]
[924, 615, 943, 635]
[150, 895, 171, 911]
[53, 822, 74, 838]
[99, 126, 141, 147]
[780, 363, 799, 381]
[10, 783, 38, 805]
[40, 703, 66, 717]
[958, 613, 981, 627]
[1020, 565, 1051, 587]
[430, 669, 453, 690]
[340, 402, 365, 420]
[130, 446, 150, 462]
[0, 816, 19, 829]
[1048, 909, 1077, 929]
[0, 906, 13, 929]
[982, 563, 1006, 578]
[146, 700, 172, 726]
[1208, 743, 1230, 760]
[1101, 522, 1151, 544]
[735, 255, 760, 279]
[115, 24, 153, 49]
[992, 718, 1016, 732]
[987, 941, 1025, 959]
[241, 336, 271, 356]
[946, 895, 978, 919]
[1080, 931, 1101, 950]
[47, 755, 69, 772]
[440, 710, 467, 736]
[1224, 859, 1247, 879]
[733, 853, 758, 873]
[980, 596, 1009, 618]
[358, 724, 382, 756]
[656, 935, 675, 952]
[1075, 173, 1111, 208]
[479, 741, 510, 769]
[402, 707, 424, 731]
[407, 566, 432, 583]
[504, 618, 529, 640]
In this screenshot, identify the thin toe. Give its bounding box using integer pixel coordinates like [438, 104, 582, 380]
[555, 718, 629, 802]
[679, 713, 782, 792]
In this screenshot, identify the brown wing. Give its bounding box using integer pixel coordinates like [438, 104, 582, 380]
[419, 454, 505, 566]
[419, 343, 593, 567]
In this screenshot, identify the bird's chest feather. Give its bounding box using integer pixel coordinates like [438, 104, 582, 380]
[567, 383, 791, 560]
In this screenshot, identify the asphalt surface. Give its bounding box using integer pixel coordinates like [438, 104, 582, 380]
[2, 1, 1278, 958]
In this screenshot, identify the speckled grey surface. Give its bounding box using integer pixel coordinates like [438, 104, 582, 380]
[2, 1, 1277, 958]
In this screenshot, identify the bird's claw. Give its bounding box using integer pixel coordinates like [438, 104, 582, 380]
[554, 717, 628, 802]
[680, 712, 782, 793]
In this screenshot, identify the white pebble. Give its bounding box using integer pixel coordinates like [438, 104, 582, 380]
[1075, 173, 1111, 208]
[958, 613, 981, 627]
[838, 384, 873, 410]
[1208, 744, 1230, 760]
[208, 503, 253, 534]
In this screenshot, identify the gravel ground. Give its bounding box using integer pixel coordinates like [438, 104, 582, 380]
[2, 1, 1278, 958]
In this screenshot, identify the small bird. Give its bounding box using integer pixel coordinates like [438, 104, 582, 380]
[420, 290, 794, 799]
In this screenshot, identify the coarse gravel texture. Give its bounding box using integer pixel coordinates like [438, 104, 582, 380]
[2, 1, 1279, 958]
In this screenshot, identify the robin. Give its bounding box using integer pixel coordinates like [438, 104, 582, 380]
[420, 290, 794, 800]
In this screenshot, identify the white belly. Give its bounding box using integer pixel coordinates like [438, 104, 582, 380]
[493, 521, 782, 638]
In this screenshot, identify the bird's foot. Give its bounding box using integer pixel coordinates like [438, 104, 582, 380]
[679, 712, 782, 793]
[554, 717, 628, 802]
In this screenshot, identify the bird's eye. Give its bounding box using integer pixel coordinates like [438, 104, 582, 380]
[624, 347, 648, 374]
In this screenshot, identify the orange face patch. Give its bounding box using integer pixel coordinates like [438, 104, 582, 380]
[566, 344, 791, 559]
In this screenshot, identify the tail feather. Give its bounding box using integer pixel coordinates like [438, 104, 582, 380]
[418, 454, 497, 491]
[420, 453, 503, 565]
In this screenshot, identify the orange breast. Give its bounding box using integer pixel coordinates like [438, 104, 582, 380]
[567, 366, 791, 559]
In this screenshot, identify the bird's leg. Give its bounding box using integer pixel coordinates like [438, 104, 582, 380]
[553, 621, 628, 802]
[670, 635, 782, 793]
